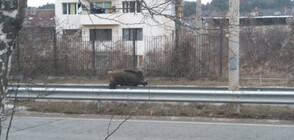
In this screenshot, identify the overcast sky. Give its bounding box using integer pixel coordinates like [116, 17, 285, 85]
[28, 0, 55, 7]
[27, 0, 212, 7]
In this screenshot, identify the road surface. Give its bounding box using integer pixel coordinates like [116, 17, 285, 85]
[2, 116, 294, 140]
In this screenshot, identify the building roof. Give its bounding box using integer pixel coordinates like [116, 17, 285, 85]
[203, 15, 293, 26]
[23, 9, 55, 28]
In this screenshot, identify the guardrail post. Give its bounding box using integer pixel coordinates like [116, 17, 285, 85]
[259, 74, 262, 86]
[97, 100, 102, 109]
[237, 104, 241, 113]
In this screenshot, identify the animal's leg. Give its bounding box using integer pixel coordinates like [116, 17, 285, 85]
[109, 84, 116, 89]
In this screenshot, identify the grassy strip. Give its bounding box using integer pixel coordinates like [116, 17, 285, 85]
[15, 101, 294, 120]
[8, 76, 293, 87]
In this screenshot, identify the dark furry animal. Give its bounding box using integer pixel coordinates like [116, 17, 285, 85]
[107, 69, 148, 89]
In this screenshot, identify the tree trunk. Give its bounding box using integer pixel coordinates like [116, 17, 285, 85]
[0, 0, 27, 135]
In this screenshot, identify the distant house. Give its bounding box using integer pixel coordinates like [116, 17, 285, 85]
[19, 9, 56, 57]
[24, 9, 55, 28]
[22, 9, 56, 43]
[11, 9, 56, 76]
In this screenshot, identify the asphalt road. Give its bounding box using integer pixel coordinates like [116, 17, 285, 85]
[2, 116, 294, 140]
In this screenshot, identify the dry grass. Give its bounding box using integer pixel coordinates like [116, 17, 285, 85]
[8, 75, 293, 87]
[15, 101, 294, 120]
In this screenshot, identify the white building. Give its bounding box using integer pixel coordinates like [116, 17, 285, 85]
[55, 0, 175, 56]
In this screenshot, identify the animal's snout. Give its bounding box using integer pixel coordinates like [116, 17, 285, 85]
[142, 81, 148, 86]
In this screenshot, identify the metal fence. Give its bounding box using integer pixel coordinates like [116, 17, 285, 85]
[143, 35, 227, 78]
[9, 25, 292, 87]
[11, 34, 227, 79]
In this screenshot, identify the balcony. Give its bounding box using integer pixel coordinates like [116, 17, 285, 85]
[80, 14, 119, 25]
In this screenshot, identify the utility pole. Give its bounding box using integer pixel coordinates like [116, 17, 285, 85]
[195, 0, 204, 73]
[175, 0, 184, 46]
[228, 0, 240, 91]
[196, 0, 202, 35]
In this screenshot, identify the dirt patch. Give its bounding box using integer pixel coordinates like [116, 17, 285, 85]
[15, 101, 294, 120]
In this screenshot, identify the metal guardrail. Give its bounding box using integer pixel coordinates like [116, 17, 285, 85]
[6, 84, 294, 104]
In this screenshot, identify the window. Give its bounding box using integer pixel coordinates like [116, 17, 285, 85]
[122, 1, 141, 13]
[130, 1, 135, 13]
[90, 2, 112, 14]
[137, 1, 141, 12]
[90, 29, 112, 41]
[123, 28, 143, 41]
[122, 2, 128, 13]
[62, 3, 81, 15]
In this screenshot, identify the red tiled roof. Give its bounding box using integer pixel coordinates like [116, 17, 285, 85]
[23, 9, 55, 27]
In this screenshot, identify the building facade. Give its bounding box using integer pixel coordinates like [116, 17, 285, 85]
[55, 0, 175, 55]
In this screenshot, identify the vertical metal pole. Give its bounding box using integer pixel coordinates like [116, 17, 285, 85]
[17, 37, 22, 81]
[17, 38, 20, 72]
[132, 30, 137, 69]
[53, 29, 57, 75]
[92, 40, 96, 76]
[228, 0, 240, 91]
[219, 24, 223, 76]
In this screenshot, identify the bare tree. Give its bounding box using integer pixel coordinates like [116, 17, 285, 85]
[0, 0, 27, 136]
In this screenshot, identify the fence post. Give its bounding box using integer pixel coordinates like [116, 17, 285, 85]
[92, 40, 96, 76]
[17, 37, 20, 74]
[219, 24, 223, 76]
[53, 29, 57, 75]
[132, 30, 137, 69]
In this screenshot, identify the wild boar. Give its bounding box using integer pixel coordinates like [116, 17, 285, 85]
[107, 69, 148, 89]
